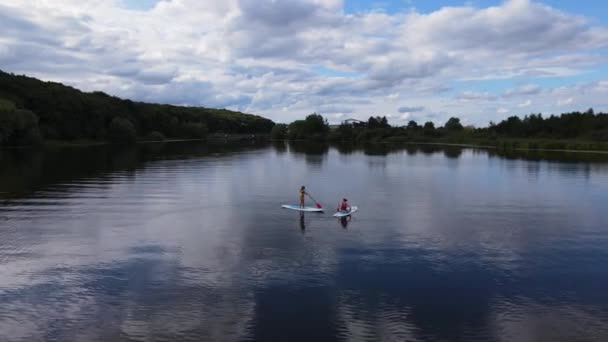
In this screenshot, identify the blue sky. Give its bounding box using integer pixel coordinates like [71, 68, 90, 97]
[124, 0, 608, 23]
[123, 0, 158, 11]
[124, 0, 608, 20]
[3, 0, 608, 125]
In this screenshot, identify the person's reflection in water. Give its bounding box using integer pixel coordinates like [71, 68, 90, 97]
[299, 211, 306, 233]
[339, 216, 351, 229]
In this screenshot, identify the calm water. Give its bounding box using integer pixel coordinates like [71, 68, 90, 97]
[1, 141, 608, 342]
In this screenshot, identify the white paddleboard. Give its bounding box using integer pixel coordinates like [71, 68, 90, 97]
[333, 206, 358, 217]
[281, 205, 324, 212]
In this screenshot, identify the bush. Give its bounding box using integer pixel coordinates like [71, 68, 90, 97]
[0, 108, 43, 146]
[109, 117, 137, 144]
[180, 122, 208, 139]
[384, 135, 409, 144]
[21, 127, 43, 145]
[0, 98, 16, 111]
[146, 131, 165, 141]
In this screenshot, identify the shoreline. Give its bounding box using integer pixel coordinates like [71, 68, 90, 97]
[1, 135, 268, 150]
[276, 139, 608, 155]
[3, 138, 608, 155]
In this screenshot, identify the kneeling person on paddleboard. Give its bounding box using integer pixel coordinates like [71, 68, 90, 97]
[337, 198, 351, 212]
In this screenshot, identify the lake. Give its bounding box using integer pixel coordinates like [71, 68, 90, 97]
[1, 141, 608, 342]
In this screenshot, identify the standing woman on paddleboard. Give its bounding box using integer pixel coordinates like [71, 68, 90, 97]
[299, 186, 307, 208]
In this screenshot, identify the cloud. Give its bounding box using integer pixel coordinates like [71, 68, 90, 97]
[398, 106, 425, 113]
[497, 107, 509, 114]
[504, 84, 543, 97]
[457, 91, 498, 102]
[317, 106, 355, 114]
[402, 0, 608, 54]
[385, 93, 399, 101]
[0, 0, 607, 124]
[134, 67, 179, 85]
[596, 81, 608, 91]
[518, 99, 532, 108]
[558, 97, 575, 106]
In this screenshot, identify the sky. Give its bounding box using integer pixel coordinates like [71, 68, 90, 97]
[1, 0, 608, 126]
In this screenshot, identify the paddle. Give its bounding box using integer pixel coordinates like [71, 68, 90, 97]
[306, 193, 323, 209]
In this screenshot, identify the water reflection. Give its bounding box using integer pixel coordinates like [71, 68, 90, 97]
[1, 141, 608, 341]
[334, 144, 354, 155]
[489, 148, 608, 163]
[271, 141, 287, 154]
[443, 148, 463, 159]
[5, 143, 608, 198]
[0, 141, 267, 199]
[288, 141, 329, 167]
[339, 216, 350, 229]
[300, 212, 306, 233]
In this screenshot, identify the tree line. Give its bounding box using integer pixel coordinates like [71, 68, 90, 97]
[271, 110, 608, 149]
[0, 70, 274, 146]
[4, 68, 607, 150]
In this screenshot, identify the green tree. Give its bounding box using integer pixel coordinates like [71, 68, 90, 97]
[0, 70, 276, 143]
[423, 121, 435, 136]
[444, 117, 464, 131]
[287, 114, 329, 140]
[407, 120, 420, 130]
[367, 116, 390, 129]
[270, 123, 288, 140]
[287, 120, 307, 140]
[380, 116, 389, 127]
[494, 116, 523, 136]
[109, 117, 137, 144]
[330, 122, 354, 142]
[180, 122, 208, 139]
[0, 106, 42, 146]
[367, 116, 379, 128]
[304, 113, 329, 136]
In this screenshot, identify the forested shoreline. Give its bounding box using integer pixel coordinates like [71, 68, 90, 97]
[2, 70, 608, 151]
[272, 111, 608, 151]
[0, 70, 274, 146]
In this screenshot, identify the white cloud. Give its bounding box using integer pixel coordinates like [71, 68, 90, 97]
[457, 91, 497, 102]
[558, 97, 575, 106]
[385, 93, 400, 101]
[504, 84, 542, 98]
[518, 100, 532, 108]
[497, 107, 509, 114]
[0, 0, 607, 124]
[398, 106, 425, 113]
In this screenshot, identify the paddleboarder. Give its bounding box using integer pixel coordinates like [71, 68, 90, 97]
[299, 186, 307, 208]
[337, 198, 351, 212]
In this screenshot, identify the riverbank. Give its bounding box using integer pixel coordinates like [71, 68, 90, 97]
[340, 136, 608, 153]
[433, 137, 608, 152]
[10, 134, 269, 149]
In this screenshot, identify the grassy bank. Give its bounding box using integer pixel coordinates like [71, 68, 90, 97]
[351, 135, 608, 152]
[424, 137, 608, 152]
[5, 134, 271, 149]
